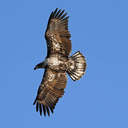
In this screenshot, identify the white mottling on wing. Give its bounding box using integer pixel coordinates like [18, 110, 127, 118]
[48, 73, 55, 81]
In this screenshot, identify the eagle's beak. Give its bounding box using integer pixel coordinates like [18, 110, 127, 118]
[34, 64, 39, 70]
[34, 62, 45, 70]
[34, 66, 37, 70]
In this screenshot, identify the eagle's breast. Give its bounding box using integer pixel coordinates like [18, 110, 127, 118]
[47, 54, 68, 71]
[47, 55, 60, 66]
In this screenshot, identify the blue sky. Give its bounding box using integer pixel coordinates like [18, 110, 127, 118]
[0, 0, 128, 127]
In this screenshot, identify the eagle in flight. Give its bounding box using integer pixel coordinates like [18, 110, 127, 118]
[33, 8, 86, 116]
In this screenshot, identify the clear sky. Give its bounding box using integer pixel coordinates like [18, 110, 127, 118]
[0, 0, 128, 128]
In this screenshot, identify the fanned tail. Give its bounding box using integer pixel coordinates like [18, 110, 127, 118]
[67, 51, 86, 81]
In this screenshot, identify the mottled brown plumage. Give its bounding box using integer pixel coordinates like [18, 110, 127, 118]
[45, 8, 71, 57]
[33, 68, 67, 116]
[33, 8, 87, 116]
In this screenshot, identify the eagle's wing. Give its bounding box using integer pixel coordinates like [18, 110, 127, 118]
[45, 8, 71, 57]
[33, 68, 67, 116]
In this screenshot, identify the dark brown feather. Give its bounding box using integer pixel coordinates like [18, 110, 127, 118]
[57, 10, 65, 18]
[46, 107, 50, 116]
[42, 105, 46, 116]
[53, 8, 58, 17]
[61, 13, 67, 19]
[39, 104, 42, 116]
[54, 9, 61, 18]
[36, 102, 38, 112]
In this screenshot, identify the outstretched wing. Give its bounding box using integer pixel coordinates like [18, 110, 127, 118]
[33, 68, 67, 116]
[45, 8, 72, 57]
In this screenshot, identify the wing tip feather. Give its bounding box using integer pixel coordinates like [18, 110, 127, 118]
[50, 8, 68, 20]
[33, 98, 56, 117]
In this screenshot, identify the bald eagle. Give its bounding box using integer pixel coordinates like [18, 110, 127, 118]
[33, 8, 87, 116]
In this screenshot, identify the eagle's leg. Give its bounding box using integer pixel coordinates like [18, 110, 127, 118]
[34, 61, 46, 70]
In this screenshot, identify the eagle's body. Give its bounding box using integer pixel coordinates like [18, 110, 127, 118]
[33, 8, 86, 116]
[47, 54, 68, 71]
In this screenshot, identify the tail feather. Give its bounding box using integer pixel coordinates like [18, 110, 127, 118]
[67, 51, 86, 81]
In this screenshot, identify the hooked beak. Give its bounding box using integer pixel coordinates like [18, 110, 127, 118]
[34, 65, 38, 70]
[34, 67, 37, 70]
